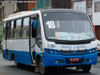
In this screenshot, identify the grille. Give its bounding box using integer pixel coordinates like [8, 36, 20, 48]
[61, 51, 72, 54]
[61, 50, 87, 54]
[76, 50, 87, 53]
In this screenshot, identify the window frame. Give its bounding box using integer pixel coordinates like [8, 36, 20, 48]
[5, 21, 11, 40]
[3, 13, 41, 40]
[3, 22, 6, 40]
[22, 17, 30, 39]
[9, 20, 14, 39]
[94, 2, 100, 12]
[14, 18, 22, 39]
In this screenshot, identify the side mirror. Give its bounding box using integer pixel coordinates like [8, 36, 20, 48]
[33, 20, 38, 29]
[32, 20, 38, 38]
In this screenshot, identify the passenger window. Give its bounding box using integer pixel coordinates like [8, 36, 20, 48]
[6, 22, 11, 39]
[8, 21, 11, 39]
[10, 21, 14, 38]
[22, 17, 30, 39]
[3, 22, 6, 39]
[14, 19, 22, 39]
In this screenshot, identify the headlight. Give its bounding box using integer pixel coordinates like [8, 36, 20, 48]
[49, 50, 53, 54]
[55, 50, 58, 54]
[89, 49, 96, 53]
[49, 50, 58, 54]
[89, 50, 92, 53]
[92, 49, 95, 53]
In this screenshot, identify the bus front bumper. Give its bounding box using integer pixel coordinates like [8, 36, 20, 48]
[42, 53, 98, 67]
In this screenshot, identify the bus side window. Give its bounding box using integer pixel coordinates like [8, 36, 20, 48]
[10, 21, 14, 39]
[6, 21, 11, 39]
[14, 19, 22, 39]
[3, 22, 6, 39]
[9, 21, 12, 39]
[22, 17, 29, 39]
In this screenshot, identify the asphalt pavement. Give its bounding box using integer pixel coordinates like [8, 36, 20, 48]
[0, 52, 100, 75]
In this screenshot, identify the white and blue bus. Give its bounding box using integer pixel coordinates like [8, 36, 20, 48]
[2, 9, 98, 74]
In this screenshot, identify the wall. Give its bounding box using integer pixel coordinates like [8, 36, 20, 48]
[92, 0, 100, 40]
[93, 0, 100, 26]
[28, 0, 35, 11]
[51, 0, 71, 8]
[95, 26, 100, 40]
[17, 0, 28, 11]
[3, 2, 14, 18]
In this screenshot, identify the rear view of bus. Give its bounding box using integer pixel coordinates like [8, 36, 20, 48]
[39, 9, 98, 73]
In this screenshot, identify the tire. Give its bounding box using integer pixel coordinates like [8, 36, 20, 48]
[81, 65, 91, 72]
[35, 58, 48, 74]
[39, 59, 47, 74]
[14, 61, 21, 68]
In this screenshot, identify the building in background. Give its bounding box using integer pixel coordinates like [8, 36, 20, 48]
[17, 0, 28, 11]
[92, 0, 100, 40]
[0, 0, 2, 23]
[1, 0, 93, 19]
[1, 0, 18, 18]
[32, 0, 72, 10]
[0, 0, 3, 43]
[72, 0, 92, 18]
[28, 0, 36, 10]
[29, 0, 92, 17]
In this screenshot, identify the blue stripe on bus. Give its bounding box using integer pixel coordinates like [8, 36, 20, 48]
[3, 50, 32, 65]
[3, 49, 98, 67]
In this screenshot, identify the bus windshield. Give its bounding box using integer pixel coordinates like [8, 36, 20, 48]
[42, 12, 95, 41]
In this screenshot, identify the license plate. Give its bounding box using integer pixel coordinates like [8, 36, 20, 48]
[70, 58, 79, 62]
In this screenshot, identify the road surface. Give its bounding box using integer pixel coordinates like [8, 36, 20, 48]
[0, 52, 100, 75]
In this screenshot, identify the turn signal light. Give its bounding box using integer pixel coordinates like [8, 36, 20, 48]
[46, 49, 48, 52]
[96, 48, 98, 50]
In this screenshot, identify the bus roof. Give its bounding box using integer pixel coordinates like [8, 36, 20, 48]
[3, 9, 85, 22]
[3, 10, 40, 22]
[41, 9, 85, 14]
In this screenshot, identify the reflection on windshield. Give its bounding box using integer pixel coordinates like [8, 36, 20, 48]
[43, 12, 94, 41]
[55, 32, 93, 41]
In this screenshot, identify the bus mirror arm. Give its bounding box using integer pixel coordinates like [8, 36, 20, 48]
[36, 38, 42, 48]
[36, 41, 41, 48]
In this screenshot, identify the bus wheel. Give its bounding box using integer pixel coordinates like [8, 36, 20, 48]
[39, 59, 48, 74]
[14, 61, 20, 68]
[81, 65, 91, 72]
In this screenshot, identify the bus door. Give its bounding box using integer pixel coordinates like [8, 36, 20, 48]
[5, 22, 10, 59]
[30, 15, 42, 63]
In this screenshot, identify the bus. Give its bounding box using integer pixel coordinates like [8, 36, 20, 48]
[2, 9, 98, 74]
